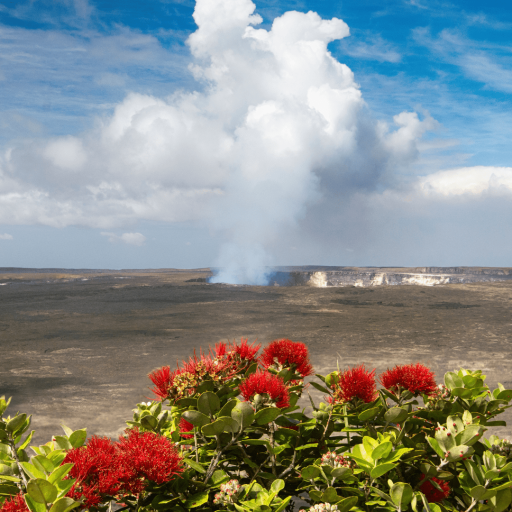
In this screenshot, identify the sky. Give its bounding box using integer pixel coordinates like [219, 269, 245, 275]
[0, 0, 511, 281]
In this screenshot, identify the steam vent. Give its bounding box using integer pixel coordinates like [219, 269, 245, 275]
[267, 267, 512, 287]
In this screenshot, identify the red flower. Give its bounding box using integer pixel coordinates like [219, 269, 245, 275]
[380, 364, 437, 396]
[331, 365, 377, 404]
[148, 366, 173, 401]
[63, 436, 126, 508]
[420, 475, 450, 502]
[239, 371, 290, 408]
[231, 338, 260, 362]
[0, 494, 29, 512]
[117, 429, 183, 493]
[260, 339, 313, 377]
[179, 418, 194, 439]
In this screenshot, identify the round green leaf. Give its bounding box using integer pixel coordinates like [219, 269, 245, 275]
[336, 497, 358, 512]
[301, 465, 320, 480]
[201, 419, 225, 436]
[321, 487, 340, 504]
[140, 415, 158, 430]
[182, 410, 210, 428]
[271, 479, 285, 493]
[231, 402, 254, 428]
[384, 407, 408, 424]
[197, 392, 220, 416]
[68, 429, 87, 448]
[49, 497, 80, 512]
[218, 416, 239, 433]
[27, 479, 58, 504]
[372, 441, 392, 461]
[331, 467, 351, 480]
[255, 407, 281, 425]
[358, 407, 380, 422]
[390, 483, 413, 507]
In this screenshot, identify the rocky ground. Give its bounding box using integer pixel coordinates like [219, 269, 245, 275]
[1, 269, 512, 445]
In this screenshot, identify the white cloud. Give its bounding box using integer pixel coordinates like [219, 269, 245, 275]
[101, 232, 146, 246]
[419, 166, 512, 196]
[0, 0, 437, 283]
[0, 233, 13, 240]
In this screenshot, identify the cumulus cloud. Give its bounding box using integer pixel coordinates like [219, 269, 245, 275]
[101, 232, 146, 246]
[0, 233, 13, 240]
[0, 0, 438, 283]
[418, 166, 512, 196]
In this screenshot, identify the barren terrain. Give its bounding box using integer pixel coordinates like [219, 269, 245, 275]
[1, 269, 512, 445]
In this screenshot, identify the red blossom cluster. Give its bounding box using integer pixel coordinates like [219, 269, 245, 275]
[239, 371, 290, 409]
[260, 339, 313, 378]
[419, 475, 450, 502]
[380, 363, 437, 396]
[330, 365, 378, 405]
[0, 494, 29, 512]
[149, 339, 260, 402]
[63, 431, 182, 508]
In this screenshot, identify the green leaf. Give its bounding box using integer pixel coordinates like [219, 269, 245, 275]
[336, 497, 358, 512]
[384, 407, 408, 424]
[19, 431, 35, 451]
[446, 444, 473, 462]
[60, 426, 73, 437]
[182, 410, 210, 428]
[218, 416, 239, 433]
[457, 425, 484, 446]
[231, 402, 255, 429]
[184, 491, 209, 509]
[25, 494, 47, 512]
[141, 415, 158, 430]
[372, 442, 393, 461]
[20, 462, 46, 481]
[271, 479, 285, 493]
[321, 487, 340, 504]
[295, 443, 318, 451]
[254, 408, 281, 425]
[470, 485, 487, 500]
[211, 470, 230, 486]
[176, 398, 197, 407]
[450, 388, 473, 399]
[497, 390, 512, 402]
[491, 489, 512, 512]
[390, 483, 413, 507]
[53, 437, 72, 451]
[309, 382, 330, 394]
[358, 407, 380, 422]
[48, 464, 73, 485]
[445, 372, 463, 390]
[48, 497, 80, 512]
[0, 483, 20, 496]
[218, 400, 238, 418]
[332, 467, 351, 480]
[370, 463, 397, 479]
[33, 455, 55, 473]
[309, 491, 323, 502]
[6, 415, 27, 434]
[68, 429, 86, 449]
[0, 476, 20, 483]
[183, 459, 206, 474]
[272, 496, 291, 512]
[301, 466, 320, 480]
[197, 392, 221, 416]
[201, 419, 225, 436]
[27, 478, 58, 504]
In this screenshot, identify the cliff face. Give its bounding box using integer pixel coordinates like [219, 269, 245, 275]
[268, 267, 512, 287]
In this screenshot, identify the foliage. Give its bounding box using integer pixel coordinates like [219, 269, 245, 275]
[2, 339, 512, 512]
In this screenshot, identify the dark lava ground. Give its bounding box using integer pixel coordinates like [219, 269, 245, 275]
[1, 269, 512, 445]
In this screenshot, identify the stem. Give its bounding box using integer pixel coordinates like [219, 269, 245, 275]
[464, 480, 490, 512]
[277, 438, 299, 479]
[318, 408, 333, 448]
[343, 404, 351, 453]
[203, 431, 243, 484]
[194, 429, 199, 464]
[250, 455, 271, 483]
[269, 423, 277, 476]
[7, 433, 28, 489]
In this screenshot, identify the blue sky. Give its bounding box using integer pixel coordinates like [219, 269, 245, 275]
[0, 0, 511, 278]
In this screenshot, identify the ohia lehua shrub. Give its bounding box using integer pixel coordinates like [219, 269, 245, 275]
[2, 338, 512, 512]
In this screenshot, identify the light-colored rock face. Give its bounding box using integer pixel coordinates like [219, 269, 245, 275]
[268, 267, 512, 287]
